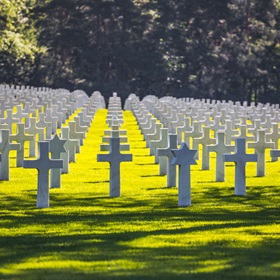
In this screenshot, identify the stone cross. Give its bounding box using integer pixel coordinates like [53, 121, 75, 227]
[223, 138, 258, 196]
[48, 134, 67, 188]
[25, 117, 45, 157]
[10, 123, 34, 167]
[60, 126, 79, 169]
[150, 128, 168, 174]
[23, 141, 63, 208]
[0, 130, 20, 180]
[266, 123, 280, 161]
[156, 134, 178, 187]
[171, 143, 197, 206]
[206, 132, 234, 182]
[0, 109, 20, 132]
[248, 129, 274, 176]
[37, 113, 52, 139]
[97, 137, 132, 197]
[194, 126, 215, 169]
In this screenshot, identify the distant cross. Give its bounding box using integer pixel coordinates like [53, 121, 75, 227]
[206, 132, 234, 182]
[23, 141, 63, 208]
[248, 129, 274, 176]
[97, 137, 132, 197]
[0, 130, 20, 180]
[156, 134, 177, 187]
[0, 109, 20, 132]
[150, 128, 168, 174]
[10, 123, 34, 167]
[266, 123, 280, 161]
[194, 126, 215, 169]
[223, 138, 258, 196]
[25, 117, 45, 157]
[48, 134, 67, 188]
[60, 127, 79, 172]
[171, 143, 197, 206]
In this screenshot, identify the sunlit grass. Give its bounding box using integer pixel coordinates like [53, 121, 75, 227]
[0, 108, 279, 280]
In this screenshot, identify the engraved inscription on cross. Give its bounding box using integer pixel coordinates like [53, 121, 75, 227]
[97, 137, 132, 197]
[223, 138, 258, 196]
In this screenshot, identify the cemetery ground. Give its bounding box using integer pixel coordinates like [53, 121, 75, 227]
[0, 108, 279, 280]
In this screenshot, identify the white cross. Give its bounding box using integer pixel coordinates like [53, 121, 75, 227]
[224, 138, 258, 196]
[23, 141, 63, 208]
[97, 137, 132, 197]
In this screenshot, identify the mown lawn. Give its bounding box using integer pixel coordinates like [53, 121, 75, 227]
[0, 108, 279, 280]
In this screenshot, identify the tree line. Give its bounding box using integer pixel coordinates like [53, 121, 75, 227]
[0, 0, 280, 103]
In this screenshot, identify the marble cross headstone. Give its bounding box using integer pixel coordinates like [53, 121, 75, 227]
[223, 138, 258, 196]
[60, 127, 79, 172]
[194, 126, 215, 169]
[0, 130, 20, 180]
[48, 134, 67, 188]
[23, 141, 63, 208]
[97, 137, 132, 197]
[150, 128, 168, 174]
[156, 134, 177, 187]
[206, 132, 234, 182]
[10, 123, 34, 167]
[171, 143, 197, 206]
[248, 129, 274, 177]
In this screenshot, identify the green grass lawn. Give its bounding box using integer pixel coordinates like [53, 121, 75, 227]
[0, 108, 279, 280]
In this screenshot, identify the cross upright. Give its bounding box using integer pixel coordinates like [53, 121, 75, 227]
[156, 134, 178, 187]
[37, 113, 52, 139]
[23, 141, 63, 208]
[0, 129, 20, 180]
[171, 143, 197, 206]
[48, 134, 66, 188]
[25, 117, 45, 157]
[266, 123, 280, 161]
[97, 137, 132, 197]
[0, 109, 20, 132]
[248, 129, 274, 176]
[184, 121, 203, 150]
[176, 117, 192, 144]
[68, 121, 85, 151]
[60, 126, 79, 170]
[223, 138, 258, 196]
[150, 128, 168, 174]
[10, 123, 34, 167]
[206, 132, 234, 182]
[194, 126, 215, 169]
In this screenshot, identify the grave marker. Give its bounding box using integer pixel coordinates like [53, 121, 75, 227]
[223, 138, 258, 196]
[171, 143, 197, 206]
[97, 137, 132, 197]
[206, 132, 234, 182]
[23, 141, 63, 208]
[49, 134, 67, 188]
[248, 129, 274, 176]
[0, 130, 20, 180]
[10, 123, 34, 167]
[156, 134, 177, 187]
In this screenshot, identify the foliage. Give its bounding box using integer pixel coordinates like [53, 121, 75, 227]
[1, 1, 280, 103]
[0, 109, 279, 279]
[0, 0, 44, 85]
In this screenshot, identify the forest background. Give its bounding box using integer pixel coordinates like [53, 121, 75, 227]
[0, 0, 280, 103]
